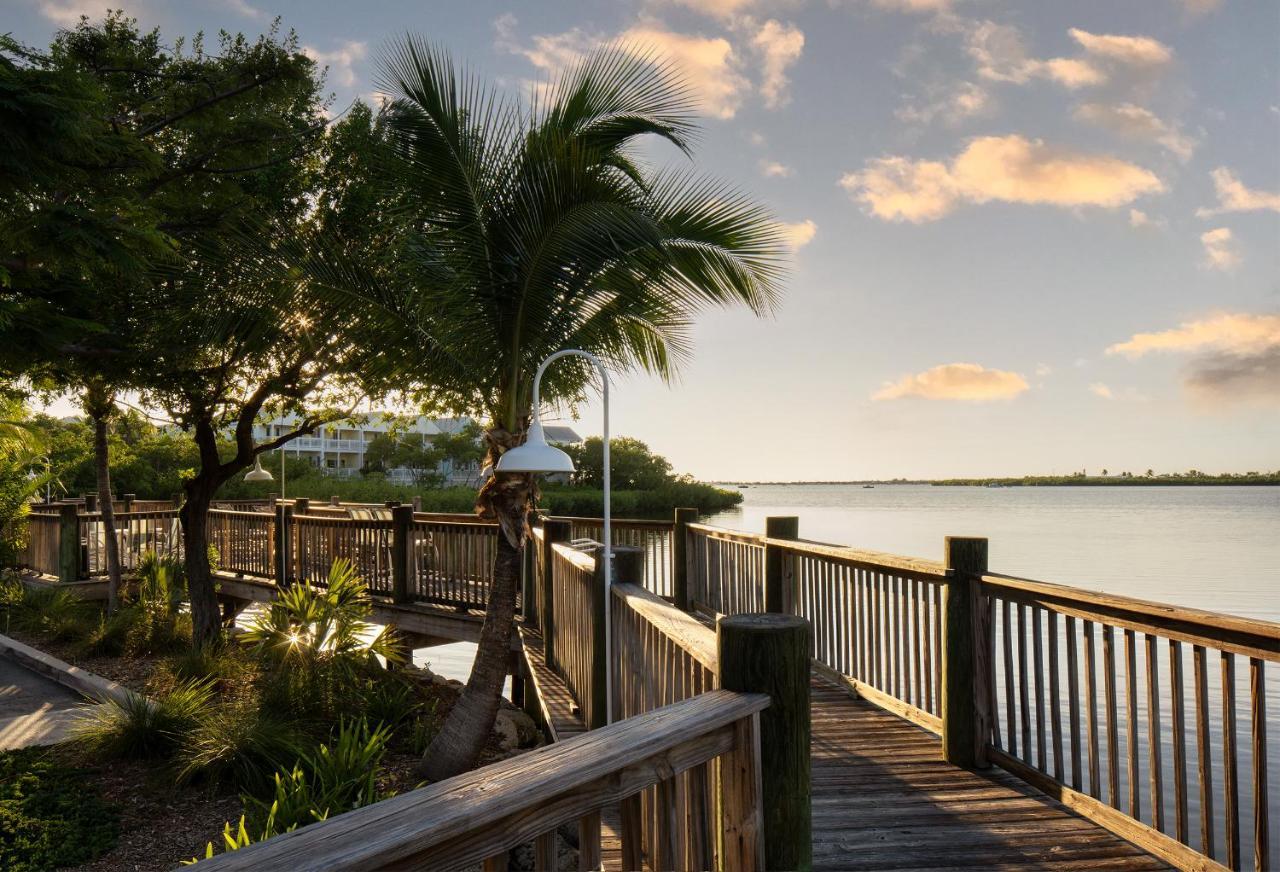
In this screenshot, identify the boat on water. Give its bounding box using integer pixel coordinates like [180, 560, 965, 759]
[862, 485, 874, 489]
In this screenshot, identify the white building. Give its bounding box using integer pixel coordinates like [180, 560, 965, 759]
[252, 413, 581, 485]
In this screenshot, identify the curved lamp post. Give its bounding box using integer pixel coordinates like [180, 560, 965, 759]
[496, 349, 613, 722]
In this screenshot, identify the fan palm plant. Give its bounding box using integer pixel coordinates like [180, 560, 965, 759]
[376, 39, 787, 778]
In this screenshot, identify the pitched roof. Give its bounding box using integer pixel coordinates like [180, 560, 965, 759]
[543, 425, 582, 444]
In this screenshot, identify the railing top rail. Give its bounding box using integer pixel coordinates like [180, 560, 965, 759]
[193, 689, 768, 871]
[982, 571, 1280, 659]
[412, 515, 498, 528]
[293, 513, 392, 526]
[686, 522, 765, 545]
[612, 581, 718, 670]
[77, 508, 180, 520]
[207, 508, 274, 520]
[768, 537, 948, 580]
[550, 540, 598, 573]
[548, 515, 676, 530]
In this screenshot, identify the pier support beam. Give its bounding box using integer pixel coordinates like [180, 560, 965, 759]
[942, 536, 989, 769]
[718, 612, 812, 871]
[672, 507, 698, 612]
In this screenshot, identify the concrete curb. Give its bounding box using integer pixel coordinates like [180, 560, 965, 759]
[0, 632, 139, 708]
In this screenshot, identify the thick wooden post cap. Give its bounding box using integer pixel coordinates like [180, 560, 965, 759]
[719, 613, 809, 634]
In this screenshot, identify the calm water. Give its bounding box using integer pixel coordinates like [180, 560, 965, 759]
[706, 484, 1280, 623]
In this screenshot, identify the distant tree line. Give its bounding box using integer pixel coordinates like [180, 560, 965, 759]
[932, 470, 1280, 486]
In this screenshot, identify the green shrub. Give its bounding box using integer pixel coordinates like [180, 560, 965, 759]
[0, 748, 118, 871]
[73, 678, 215, 760]
[77, 605, 143, 658]
[175, 703, 303, 794]
[360, 676, 420, 731]
[13, 585, 93, 641]
[168, 643, 251, 689]
[243, 719, 391, 833]
[408, 700, 441, 755]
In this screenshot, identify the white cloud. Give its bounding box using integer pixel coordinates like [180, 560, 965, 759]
[1197, 167, 1280, 217]
[1068, 29, 1173, 67]
[1178, 0, 1223, 15]
[966, 21, 1105, 90]
[778, 219, 818, 250]
[1035, 363, 1053, 377]
[1109, 313, 1280, 358]
[896, 81, 991, 126]
[662, 0, 758, 20]
[304, 40, 367, 89]
[1074, 103, 1196, 161]
[1089, 383, 1115, 399]
[1200, 228, 1240, 271]
[868, 0, 953, 12]
[1108, 313, 1280, 406]
[759, 159, 794, 177]
[1128, 208, 1166, 229]
[36, 0, 121, 26]
[225, 0, 264, 20]
[841, 135, 1163, 223]
[752, 20, 804, 109]
[873, 363, 1029, 402]
[623, 25, 749, 119]
[748, 131, 767, 146]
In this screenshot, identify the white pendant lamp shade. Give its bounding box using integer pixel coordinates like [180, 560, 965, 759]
[244, 456, 274, 482]
[495, 419, 575, 475]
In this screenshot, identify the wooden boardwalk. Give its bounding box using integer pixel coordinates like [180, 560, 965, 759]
[809, 676, 1167, 870]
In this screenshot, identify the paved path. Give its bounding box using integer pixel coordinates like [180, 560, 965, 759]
[0, 655, 86, 750]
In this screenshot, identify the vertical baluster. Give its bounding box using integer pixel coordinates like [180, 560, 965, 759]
[1222, 651, 1239, 870]
[1194, 645, 1214, 865]
[1124, 628, 1141, 820]
[1146, 634, 1164, 833]
[1018, 604, 1031, 761]
[1066, 615, 1082, 791]
[1251, 658, 1269, 872]
[1003, 599, 1017, 758]
[922, 580, 934, 715]
[534, 831, 557, 871]
[1104, 624, 1119, 808]
[1048, 611, 1063, 782]
[1033, 606, 1047, 772]
[1169, 639, 1189, 845]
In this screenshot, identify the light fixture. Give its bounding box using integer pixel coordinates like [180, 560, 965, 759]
[496, 349, 614, 722]
[494, 418, 575, 475]
[244, 456, 274, 483]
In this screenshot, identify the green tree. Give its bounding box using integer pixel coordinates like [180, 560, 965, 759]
[360, 432, 444, 485]
[566, 436, 674, 489]
[376, 41, 786, 778]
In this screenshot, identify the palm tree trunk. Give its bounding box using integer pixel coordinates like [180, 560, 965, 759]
[420, 423, 532, 780]
[85, 385, 122, 614]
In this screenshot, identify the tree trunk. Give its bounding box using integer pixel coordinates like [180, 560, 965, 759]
[418, 526, 522, 780]
[420, 420, 532, 781]
[180, 481, 222, 647]
[86, 386, 122, 614]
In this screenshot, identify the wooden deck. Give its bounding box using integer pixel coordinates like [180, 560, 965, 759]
[809, 676, 1167, 870]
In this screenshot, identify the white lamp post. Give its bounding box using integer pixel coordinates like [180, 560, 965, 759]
[496, 349, 613, 722]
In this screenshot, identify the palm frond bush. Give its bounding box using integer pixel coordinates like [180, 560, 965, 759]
[13, 585, 93, 641]
[360, 675, 421, 731]
[72, 678, 215, 760]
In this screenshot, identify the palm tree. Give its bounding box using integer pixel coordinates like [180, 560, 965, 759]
[377, 39, 787, 779]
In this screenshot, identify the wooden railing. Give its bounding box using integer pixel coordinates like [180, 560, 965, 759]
[980, 572, 1277, 872]
[686, 523, 767, 615]
[294, 513, 393, 593]
[612, 581, 722, 870]
[207, 510, 275, 580]
[777, 537, 948, 733]
[409, 516, 497, 609]
[192, 689, 770, 872]
[549, 541, 603, 728]
[21, 511, 61, 577]
[683, 517, 1278, 872]
[81, 508, 181, 575]
[559, 516, 676, 598]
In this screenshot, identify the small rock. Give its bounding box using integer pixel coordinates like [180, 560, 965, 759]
[493, 708, 539, 751]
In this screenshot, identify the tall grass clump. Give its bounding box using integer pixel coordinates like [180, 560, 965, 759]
[175, 702, 303, 793]
[73, 678, 215, 760]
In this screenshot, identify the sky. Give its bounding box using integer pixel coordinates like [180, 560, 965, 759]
[12, 0, 1280, 481]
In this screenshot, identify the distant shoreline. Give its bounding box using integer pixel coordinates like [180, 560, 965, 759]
[714, 476, 1280, 487]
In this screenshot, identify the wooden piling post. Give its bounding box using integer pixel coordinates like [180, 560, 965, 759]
[390, 505, 414, 604]
[57, 503, 80, 582]
[330, 495, 340, 506]
[942, 536, 989, 768]
[541, 518, 571, 667]
[294, 497, 310, 515]
[521, 531, 537, 622]
[718, 613, 812, 871]
[83, 493, 97, 512]
[122, 493, 135, 513]
[672, 507, 698, 611]
[764, 516, 799, 613]
[274, 503, 294, 586]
